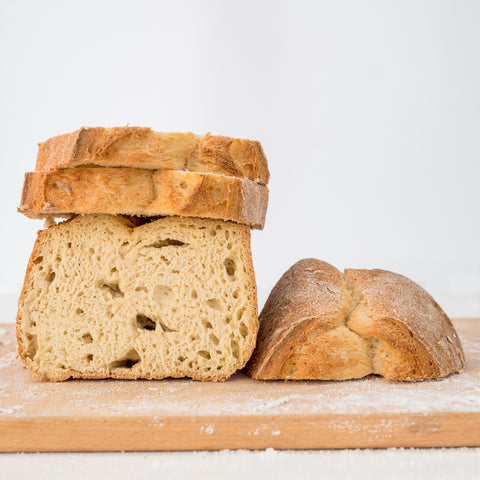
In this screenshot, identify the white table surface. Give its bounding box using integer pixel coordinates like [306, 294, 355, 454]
[2, 293, 480, 479]
[1, 449, 480, 480]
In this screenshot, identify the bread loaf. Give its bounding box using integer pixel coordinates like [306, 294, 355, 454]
[17, 214, 258, 381]
[18, 168, 268, 229]
[246, 258, 465, 381]
[35, 127, 270, 185]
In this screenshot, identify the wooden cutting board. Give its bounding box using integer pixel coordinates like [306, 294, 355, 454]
[1, 319, 479, 451]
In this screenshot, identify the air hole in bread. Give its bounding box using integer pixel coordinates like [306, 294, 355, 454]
[148, 238, 186, 248]
[82, 332, 93, 343]
[109, 349, 141, 369]
[209, 333, 220, 345]
[135, 286, 148, 293]
[67, 243, 72, 249]
[202, 320, 213, 330]
[227, 243, 232, 250]
[191, 289, 198, 299]
[232, 290, 239, 299]
[46, 270, 56, 283]
[89, 248, 95, 254]
[98, 281, 124, 298]
[26, 334, 38, 359]
[231, 340, 240, 360]
[160, 255, 170, 265]
[239, 322, 248, 337]
[110, 267, 118, 273]
[198, 350, 211, 360]
[76, 308, 84, 315]
[209, 228, 217, 237]
[159, 321, 176, 332]
[85, 354, 93, 363]
[224, 316, 231, 325]
[180, 181, 188, 190]
[207, 298, 223, 311]
[153, 285, 175, 307]
[33, 256, 43, 265]
[237, 308, 245, 320]
[136, 314, 156, 331]
[224, 258, 236, 276]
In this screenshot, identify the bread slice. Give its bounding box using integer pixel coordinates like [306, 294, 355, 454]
[16, 214, 258, 381]
[246, 258, 465, 381]
[35, 127, 270, 185]
[18, 168, 269, 229]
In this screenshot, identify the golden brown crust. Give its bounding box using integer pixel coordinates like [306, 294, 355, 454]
[35, 127, 270, 185]
[245, 259, 352, 378]
[246, 259, 465, 381]
[15, 228, 50, 371]
[344, 268, 465, 380]
[18, 168, 269, 229]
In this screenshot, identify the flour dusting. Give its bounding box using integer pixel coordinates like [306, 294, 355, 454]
[1, 322, 479, 426]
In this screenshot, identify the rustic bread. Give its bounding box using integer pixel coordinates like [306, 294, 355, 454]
[35, 127, 270, 185]
[246, 258, 465, 381]
[17, 214, 258, 381]
[18, 168, 269, 229]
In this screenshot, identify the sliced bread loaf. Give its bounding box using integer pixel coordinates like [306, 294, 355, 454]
[18, 168, 269, 229]
[17, 214, 258, 381]
[35, 127, 270, 185]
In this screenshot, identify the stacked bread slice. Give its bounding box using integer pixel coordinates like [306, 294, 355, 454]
[19, 127, 269, 228]
[17, 127, 269, 381]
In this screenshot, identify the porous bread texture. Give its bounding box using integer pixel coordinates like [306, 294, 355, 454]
[35, 127, 270, 185]
[17, 214, 258, 381]
[246, 258, 465, 382]
[18, 169, 268, 229]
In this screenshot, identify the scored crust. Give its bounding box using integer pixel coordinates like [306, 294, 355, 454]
[35, 127, 270, 185]
[246, 258, 465, 381]
[18, 168, 269, 229]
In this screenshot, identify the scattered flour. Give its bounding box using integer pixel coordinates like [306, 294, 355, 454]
[1, 323, 480, 448]
[200, 424, 215, 435]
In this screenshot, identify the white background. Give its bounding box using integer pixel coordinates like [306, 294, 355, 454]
[1, 2, 480, 477]
[1, 0, 479, 318]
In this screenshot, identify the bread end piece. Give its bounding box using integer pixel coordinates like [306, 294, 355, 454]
[246, 258, 465, 381]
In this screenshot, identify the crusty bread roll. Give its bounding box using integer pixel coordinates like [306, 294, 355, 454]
[18, 168, 268, 229]
[17, 214, 258, 381]
[246, 258, 465, 381]
[35, 127, 270, 185]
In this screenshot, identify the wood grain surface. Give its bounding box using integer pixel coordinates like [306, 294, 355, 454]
[1, 319, 479, 451]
